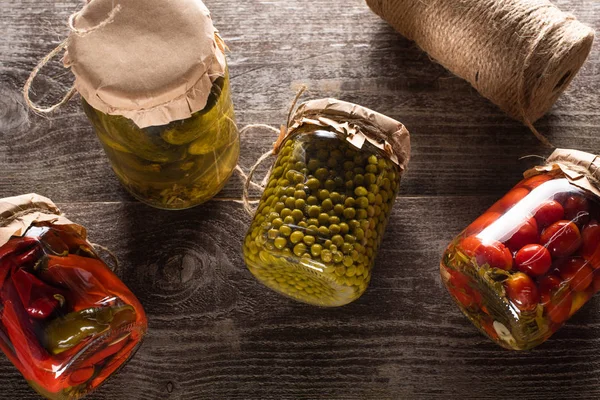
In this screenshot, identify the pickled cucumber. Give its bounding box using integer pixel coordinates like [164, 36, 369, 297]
[85, 71, 239, 210]
[243, 129, 400, 306]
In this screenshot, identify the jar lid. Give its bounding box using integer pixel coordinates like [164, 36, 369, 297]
[0, 194, 84, 248]
[524, 148, 600, 197]
[287, 98, 411, 170]
[64, 0, 226, 128]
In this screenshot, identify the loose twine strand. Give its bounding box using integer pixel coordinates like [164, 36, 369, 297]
[366, 0, 594, 147]
[22, 4, 122, 114]
[240, 85, 307, 216]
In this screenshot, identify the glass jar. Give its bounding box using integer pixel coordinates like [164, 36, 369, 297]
[82, 72, 239, 209]
[441, 149, 600, 350]
[243, 99, 410, 307]
[0, 195, 147, 399]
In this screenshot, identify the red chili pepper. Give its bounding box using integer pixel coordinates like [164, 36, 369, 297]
[42, 255, 145, 323]
[12, 269, 65, 319]
[0, 280, 66, 392]
[0, 238, 39, 288]
[89, 336, 140, 389]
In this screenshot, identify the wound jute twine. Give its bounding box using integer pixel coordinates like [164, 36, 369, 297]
[366, 0, 595, 146]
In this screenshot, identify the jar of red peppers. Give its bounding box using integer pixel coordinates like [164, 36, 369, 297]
[441, 149, 600, 350]
[0, 194, 147, 399]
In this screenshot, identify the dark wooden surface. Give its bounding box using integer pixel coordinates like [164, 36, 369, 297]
[1, 0, 599, 399]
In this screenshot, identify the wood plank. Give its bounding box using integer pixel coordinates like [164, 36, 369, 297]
[0, 0, 599, 398]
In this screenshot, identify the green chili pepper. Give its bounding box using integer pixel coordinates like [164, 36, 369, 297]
[44, 305, 135, 355]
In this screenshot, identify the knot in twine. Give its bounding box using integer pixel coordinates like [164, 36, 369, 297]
[366, 0, 595, 146]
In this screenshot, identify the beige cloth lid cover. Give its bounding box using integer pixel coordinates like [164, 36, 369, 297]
[64, 0, 226, 128]
[524, 149, 600, 198]
[0, 194, 85, 248]
[287, 98, 411, 171]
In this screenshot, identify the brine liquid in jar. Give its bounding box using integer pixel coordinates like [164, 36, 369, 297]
[83, 72, 239, 210]
[0, 222, 147, 399]
[441, 170, 600, 350]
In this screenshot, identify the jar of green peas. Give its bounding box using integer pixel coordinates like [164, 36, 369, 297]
[243, 99, 411, 306]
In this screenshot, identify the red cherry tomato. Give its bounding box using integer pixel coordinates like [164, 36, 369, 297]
[515, 244, 552, 276]
[490, 187, 530, 213]
[546, 291, 573, 324]
[505, 218, 539, 252]
[557, 257, 593, 292]
[459, 236, 513, 270]
[538, 275, 564, 306]
[582, 220, 600, 269]
[476, 241, 513, 270]
[465, 212, 501, 236]
[505, 272, 539, 311]
[563, 195, 590, 226]
[458, 236, 482, 257]
[520, 174, 552, 190]
[447, 268, 471, 290]
[540, 220, 582, 258]
[534, 200, 564, 228]
[448, 286, 476, 308]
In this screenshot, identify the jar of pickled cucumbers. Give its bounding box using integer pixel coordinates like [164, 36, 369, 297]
[243, 98, 411, 307]
[64, 0, 238, 209]
[0, 194, 147, 399]
[441, 149, 600, 350]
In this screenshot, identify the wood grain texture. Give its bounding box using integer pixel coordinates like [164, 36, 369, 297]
[0, 0, 599, 399]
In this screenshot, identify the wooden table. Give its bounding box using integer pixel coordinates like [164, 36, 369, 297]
[1, 0, 599, 398]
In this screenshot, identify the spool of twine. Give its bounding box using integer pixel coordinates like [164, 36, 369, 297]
[366, 0, 594, 132]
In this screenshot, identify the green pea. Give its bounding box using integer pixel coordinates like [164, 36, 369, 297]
[298, 221, 308, 228]
[306, 178, 320, 190]
[274, 202, 285, 213]
[268, 229, 279, 240]
[318, 213, 329, 225]
[333, 252, 344, 263]
[356, 196, 369, 209]
[318, 226, 330, 237]
[307, 195, 319, 205]
[356, 209, 368, 219]
[355, 228, 365, 240]
[332, 235, 344, 247]
[295, 198, 306, 210]
[343, 208, 356, 219]
[318, 189, 330, 201]
[307, 159, 320, 171]
[330, 224, 341, 235]
[285, 197, 296, 209]
[339, 223, 350, 235]
[343, 161, 354, 171]
[333, 204, 345, 215]
[307, 225, 319, 236]
[307, 218, 319, 226]
[354, 174, 365, 186]
[315, 168, 329, 180]
[329, 216, 340, 225]
[368, 155, 378, 165]
[283, 216, 295, 225]
[303, 235, 315, 246]
[324, 179, 336, 191]
[344, 197, 355, 207]
[344, 234, 356, 244]
[341, 243, 353, 254]
[281, 208, 292, 218]
[321, 250, 332, 263]
[366, 164, 378, 173]
[322, 198, 333, 211]
[274, 237, 287, 249]
[290, 231, 304, 244]
[311, 244, 323, 257]
[323, 239, 332, 248]
[295, 190, 307, 200]
[330, 192, 342, 204]
[292, 209, 304, 222]
[307, 205, 321, 218]
[355, 187, 368, 197]
[294, 243, 307, 256]
[343, 256, 354, 267]
[279, 226, 292, 236]
[327, 158, 338, 168]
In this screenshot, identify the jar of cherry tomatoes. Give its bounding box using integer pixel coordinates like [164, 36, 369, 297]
[441, 149, 600, 350]
[243, 98, 410, 307]
[0, 194, 147, 399]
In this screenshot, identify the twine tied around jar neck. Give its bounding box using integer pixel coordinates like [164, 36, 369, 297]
[22, 4, 123, 114]
[524, 149, 600, 198]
